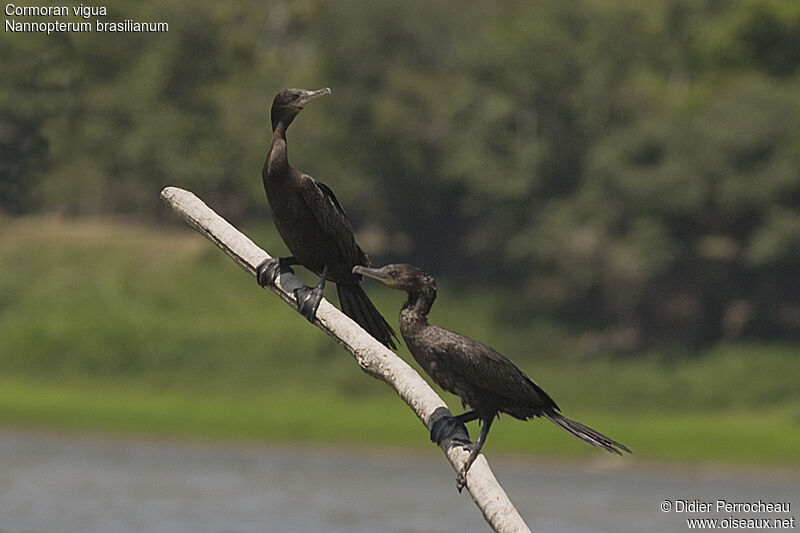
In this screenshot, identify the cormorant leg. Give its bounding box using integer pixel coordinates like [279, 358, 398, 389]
[456, 415, 494, 493]
[256, 257, 298, 287]
[429, 409, 478, 446]
[294, 264, 328, 322]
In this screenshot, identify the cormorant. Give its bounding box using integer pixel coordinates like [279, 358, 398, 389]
[353, 263, 629, 490]
[256, 88, 397, 349]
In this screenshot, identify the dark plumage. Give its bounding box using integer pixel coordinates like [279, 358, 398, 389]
[256, 88, 397, 349]
[354, 263, 629, 490]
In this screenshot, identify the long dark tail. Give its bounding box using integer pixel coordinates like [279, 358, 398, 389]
[544, 412, 631, 455]
[337, 282, 397, 350]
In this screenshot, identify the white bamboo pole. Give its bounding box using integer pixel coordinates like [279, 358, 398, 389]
[160, 186, 533, 533]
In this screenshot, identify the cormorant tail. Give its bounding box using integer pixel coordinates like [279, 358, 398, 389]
[543, 412, 630, 455]
[337, 282, 397, 350]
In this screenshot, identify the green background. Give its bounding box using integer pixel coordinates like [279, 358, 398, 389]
[2, 0, 800, 467]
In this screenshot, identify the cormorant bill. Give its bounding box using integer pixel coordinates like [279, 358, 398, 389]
[256, 88, 397, 350]
[353, 263, 630, 491]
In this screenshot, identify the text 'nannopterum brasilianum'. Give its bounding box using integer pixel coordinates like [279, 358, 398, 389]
[354, 263, 629, 490]
[256, 88, 397, 349]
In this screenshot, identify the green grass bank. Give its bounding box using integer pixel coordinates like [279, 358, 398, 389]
[1, 215, 799, 466]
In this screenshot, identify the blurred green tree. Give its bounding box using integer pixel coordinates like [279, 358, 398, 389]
[3, 0, 799, 349]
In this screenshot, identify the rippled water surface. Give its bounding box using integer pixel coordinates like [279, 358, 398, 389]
[0, 431, 796, 532]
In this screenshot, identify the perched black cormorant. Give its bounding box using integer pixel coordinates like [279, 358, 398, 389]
[353, 263, 629, 490]
[256, 88, 397, 349]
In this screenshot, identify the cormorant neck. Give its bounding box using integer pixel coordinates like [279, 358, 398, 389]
[402, 285, 436, 319]
[265, 122, 289, 179]
[273, 119, 287, 137]
[265, 107, 300, 179]
[397, 276, 436, 338]
[271, 106, 298, 132]
[399, 287, 435, 339]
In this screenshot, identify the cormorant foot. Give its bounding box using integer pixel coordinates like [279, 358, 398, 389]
[256, 258, 294, 287]
[460, 441, 480, 454]
[429, 413, 470, 447]
[294, 286, 323, 322]
[456, 468, 468, 493]
[455, 441, 481, 493]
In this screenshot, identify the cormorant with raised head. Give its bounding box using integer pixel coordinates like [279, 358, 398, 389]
[256, 88, 397, 349]
[353, 263, 629, 489]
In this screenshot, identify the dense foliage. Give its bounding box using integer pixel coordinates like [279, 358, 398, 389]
[3, 0, 800, 349]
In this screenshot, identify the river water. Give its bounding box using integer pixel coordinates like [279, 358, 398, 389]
[0, 431, 796, 532]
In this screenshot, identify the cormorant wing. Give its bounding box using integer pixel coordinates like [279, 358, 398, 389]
[298, 174, 368, 267]
[431, 326, 559, 411]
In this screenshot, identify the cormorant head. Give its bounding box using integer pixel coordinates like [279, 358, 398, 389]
[271, 87, 331, 131]
[353, 263, 437, 299]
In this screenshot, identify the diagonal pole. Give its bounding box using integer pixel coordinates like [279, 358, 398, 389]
[160, 186, 532, 533]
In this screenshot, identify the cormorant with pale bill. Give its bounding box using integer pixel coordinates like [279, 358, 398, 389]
[256, 88, 397, 349]
[353, 263, 629, 490]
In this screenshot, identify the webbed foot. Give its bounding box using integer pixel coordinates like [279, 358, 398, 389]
[256, 258, 295, 287]
[455, 441, 482, 492]
[294, 286, 323, 322]
[429, 412, 470, 447]
[456, 469, 468, 492]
